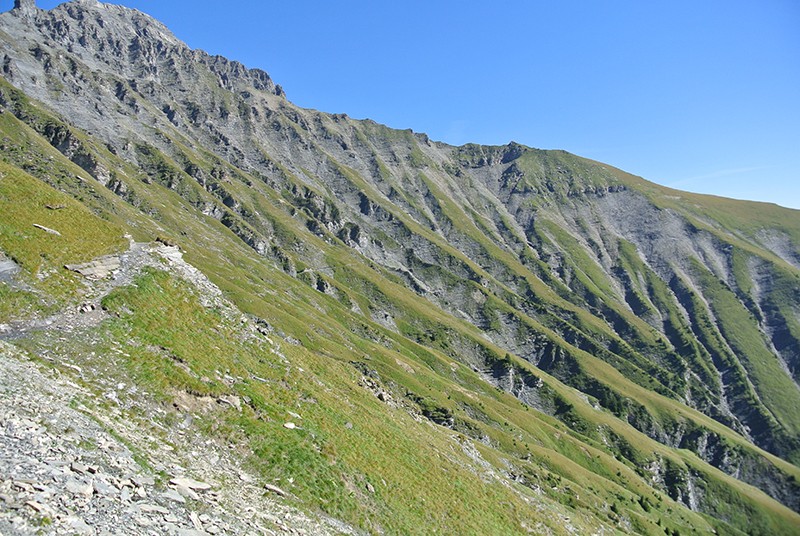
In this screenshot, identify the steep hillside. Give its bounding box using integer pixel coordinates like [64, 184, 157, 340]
[1, 1, 799, 534]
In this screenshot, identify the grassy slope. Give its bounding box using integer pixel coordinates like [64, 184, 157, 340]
[0, 159, 127, 319]
[375, 138, 800, 475]
[611, 163, 800, 445]
[445, 145, 800, 464]
[2, 83, 800, 534]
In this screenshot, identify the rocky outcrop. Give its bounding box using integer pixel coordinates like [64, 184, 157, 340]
[65, 255, 120, 280]
[0, 253, 20, 284]
[12, 0, 37, 17]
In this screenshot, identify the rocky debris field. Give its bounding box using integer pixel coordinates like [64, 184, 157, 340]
[0, 341, 358, 536]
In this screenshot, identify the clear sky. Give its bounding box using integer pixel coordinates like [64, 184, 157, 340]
[7, 0, 800, 209]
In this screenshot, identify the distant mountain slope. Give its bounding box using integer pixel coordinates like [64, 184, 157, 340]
[1, 1, 799, 534]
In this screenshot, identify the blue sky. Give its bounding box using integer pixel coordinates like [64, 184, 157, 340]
[8, 0, 800, 209]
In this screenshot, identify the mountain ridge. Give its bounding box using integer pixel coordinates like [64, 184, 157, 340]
[1, 1, 800, 534]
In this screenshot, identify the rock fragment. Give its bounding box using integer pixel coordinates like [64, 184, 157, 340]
[131, 475, 155, 487]
[264, 483, 288, 497]
[24, 500, 46, 512]
[218, 395, 242, 411]
[66, 478, 94, 497]
[93, 478, 117, 497]
[32, 223, 61, 235]
[139, 503, 169, 514]
[189, 511, 204, 530]
[71, 461, 89, 474]
[162, 488, 187, 504]
[170, 477, 212, 491]
[66, 516, 96, 535]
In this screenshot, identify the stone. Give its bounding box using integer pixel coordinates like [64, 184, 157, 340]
[64, 255, 121, 280]
[157, 245, 183, 262]
[13, 481, 34, 492]
[218, 395, 242, 411]
[174, 484, 200, 500]
[139, 503, 169, 514]
[93, 479, 118, 497]
[162, 488, 187, 504]
[134, 516, 152, 527]
[283, 422, 296, 430]
[177, 530, 207, 536]
[24, 500, 45, 512]
[170, 477, 212, 491]
[264, 483, 287, 497]
[131, 475, 155, 487]
[66, 478, 94, 497]
[0, 256, 20, 283]
[66, 516, 96, 535]
[32, 223, 61, 235]
[71, 461, 90, 474]
[189, 511, 203, 530]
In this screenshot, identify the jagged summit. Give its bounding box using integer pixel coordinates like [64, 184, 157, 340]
[11, 0, 37, 16]
[2, 0, 277, 90]
[0, 0, 283, 146]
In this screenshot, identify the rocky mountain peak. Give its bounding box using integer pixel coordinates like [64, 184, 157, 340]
[0, 0, 282, 114]
[12, 0, 37, 16]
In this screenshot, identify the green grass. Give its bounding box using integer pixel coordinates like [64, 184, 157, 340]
[0, 161, 126, 270]
[0, 161, 127, 309]
[0, 284, 41, 322]
[87, 266, 799, 534]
